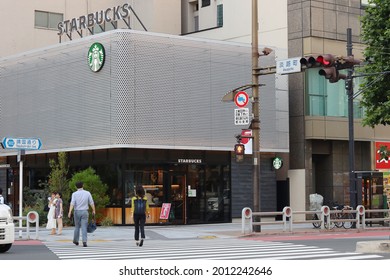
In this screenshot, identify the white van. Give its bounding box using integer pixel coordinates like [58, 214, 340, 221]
[0, 203, 14, 253]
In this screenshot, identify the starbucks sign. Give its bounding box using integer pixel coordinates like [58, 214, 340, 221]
[272, 157, 283, 170]
[88, 43, 105, 72]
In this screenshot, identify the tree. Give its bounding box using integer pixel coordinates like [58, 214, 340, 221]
[48, 152, 69, 202]
[360, 0, 390, 127]
[68, 167, 110, 220]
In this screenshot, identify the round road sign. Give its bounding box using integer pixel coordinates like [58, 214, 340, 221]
[234, 91, 249, 108]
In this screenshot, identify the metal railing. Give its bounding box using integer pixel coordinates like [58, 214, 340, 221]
[241, 205, 390, 233]
[13, 211, 39, 239]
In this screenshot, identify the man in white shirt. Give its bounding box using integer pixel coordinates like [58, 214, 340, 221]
[68, 182, 95, 247]
[0, 188, 4, 204]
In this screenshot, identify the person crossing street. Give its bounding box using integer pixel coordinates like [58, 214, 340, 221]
[68, 181, 95, 247]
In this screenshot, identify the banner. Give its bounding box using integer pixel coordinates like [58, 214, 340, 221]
[375, 142, 390, 170]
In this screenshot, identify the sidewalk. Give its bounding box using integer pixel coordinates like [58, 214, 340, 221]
[26, 220, 388, 243]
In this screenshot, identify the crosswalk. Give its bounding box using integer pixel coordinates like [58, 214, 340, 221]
[43, 238, 384, 260]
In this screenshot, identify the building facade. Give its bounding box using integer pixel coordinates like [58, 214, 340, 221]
[0, 28, 288, 224]
[0, 0, 294, 224]
[288, 0, 390, 211]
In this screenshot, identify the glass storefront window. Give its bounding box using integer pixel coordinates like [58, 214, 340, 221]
[16, 149, 231, 225]
[124, 166, 165, 206]
[305, 69, 365, 118]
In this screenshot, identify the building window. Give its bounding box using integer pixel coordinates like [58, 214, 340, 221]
[35, 11, 63, 30]
[217, 4, 223, 27]
[202, 0, 211, 8]
[305, 69, 364, 118]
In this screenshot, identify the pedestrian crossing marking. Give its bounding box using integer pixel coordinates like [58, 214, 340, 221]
[43, 238, 385, 260]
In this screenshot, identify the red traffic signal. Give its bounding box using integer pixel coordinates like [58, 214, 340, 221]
[316, 54, 336, 66]
[300, 54, 337, 68]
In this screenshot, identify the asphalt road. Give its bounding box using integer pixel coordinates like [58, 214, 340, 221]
[0, 240, 58, 260]
[1, 230, 390, 260]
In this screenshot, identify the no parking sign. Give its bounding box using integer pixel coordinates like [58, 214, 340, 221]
[234, 91, 249, 108]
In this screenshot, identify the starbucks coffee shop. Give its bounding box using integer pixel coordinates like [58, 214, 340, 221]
[0, 29, 288, 225]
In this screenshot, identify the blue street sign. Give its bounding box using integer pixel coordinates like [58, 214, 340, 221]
[1, 137, 42, 150]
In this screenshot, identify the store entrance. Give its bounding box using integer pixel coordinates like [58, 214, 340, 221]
[169, 172, 186, 224]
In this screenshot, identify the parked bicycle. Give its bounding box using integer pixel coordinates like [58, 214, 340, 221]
[329, 204, 355, 229]
[311, 212, 335, 229]
[312, 213, 321, 228]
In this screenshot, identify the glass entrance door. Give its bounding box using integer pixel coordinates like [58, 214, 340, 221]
[169, 172, 186, 224]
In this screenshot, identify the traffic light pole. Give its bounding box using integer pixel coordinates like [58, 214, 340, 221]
[252, 0, 261, 232]
[346, 28, 357, 208]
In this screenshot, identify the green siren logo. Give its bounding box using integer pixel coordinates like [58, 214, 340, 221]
[88, 43, 105, 72]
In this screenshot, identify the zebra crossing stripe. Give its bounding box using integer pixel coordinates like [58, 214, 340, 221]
[43, 239, 384, 260]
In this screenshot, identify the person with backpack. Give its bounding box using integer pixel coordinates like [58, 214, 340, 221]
[131, 186, 150, 247]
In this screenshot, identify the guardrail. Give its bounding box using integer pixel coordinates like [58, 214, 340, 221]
[13, 211, 39, 239]
[241, 205, 390, 234]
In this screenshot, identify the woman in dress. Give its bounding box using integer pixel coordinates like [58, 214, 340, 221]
[55, 192, 63, 235]
[46, 192, 57, 235]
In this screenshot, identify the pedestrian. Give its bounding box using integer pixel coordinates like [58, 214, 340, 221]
[68, 181, 95, 247]
[0, 188, 4, 204]
[131, 186, 150, 247]
[46, 192, 57, 235]
[55, 192, 63, 235]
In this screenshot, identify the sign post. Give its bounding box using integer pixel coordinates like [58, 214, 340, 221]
[1, 137, 42, 238]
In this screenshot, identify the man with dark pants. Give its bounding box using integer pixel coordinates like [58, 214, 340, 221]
[68, 181, 95, 247]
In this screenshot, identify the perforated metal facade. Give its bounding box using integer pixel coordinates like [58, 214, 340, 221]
[0, 30, 287, 155]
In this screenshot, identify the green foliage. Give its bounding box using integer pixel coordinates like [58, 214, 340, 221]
[48, 152, 70, 203]
[68, 167, 110, 221]
[360, 0, 390, 127]
[22, 190, 47, 226]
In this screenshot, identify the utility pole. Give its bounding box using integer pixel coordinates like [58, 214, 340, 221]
[346, 28, 357, 208]
[251, 0, 261, 232]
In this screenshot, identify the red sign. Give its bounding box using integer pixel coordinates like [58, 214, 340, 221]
[240, 129, 252, 154]
[159, 203, 171, 219]
[375, 142, 390, 170]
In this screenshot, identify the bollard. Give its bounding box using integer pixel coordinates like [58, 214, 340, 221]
[321, 205, 330, 229]
[242, 207, 252, 234]
[26, 211, 39, 240]
[282, 206, 292, 232]
[356, 205, 365, 230]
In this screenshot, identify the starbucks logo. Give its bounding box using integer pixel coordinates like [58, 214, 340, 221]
[88, 43, 105, 72]
[273, 157, 283, 170]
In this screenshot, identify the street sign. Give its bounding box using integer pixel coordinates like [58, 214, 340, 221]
[276, 57, 301, 74]
[234, 91, 249, 108]
[241, 129, 252, 154]
[1, 137, 42, 150]
[234, 108, 250, 125]
[0, 163, 11, 168]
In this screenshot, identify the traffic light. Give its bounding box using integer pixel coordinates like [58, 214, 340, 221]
[234, 143, 245, 162]
[319, 67, 347, 83]
[300, 54, 360, 83]
[335, 56, 361, 70]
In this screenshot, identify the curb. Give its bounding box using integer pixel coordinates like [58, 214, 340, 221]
[356, 240, 390, 254]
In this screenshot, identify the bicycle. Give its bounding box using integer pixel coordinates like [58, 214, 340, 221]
[330, 205, 344, 228]
[312, 213, 321, 228]
[329, 204, 355, 229]
[312, 212, 334, 229]
[340, 205, 354, 229]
